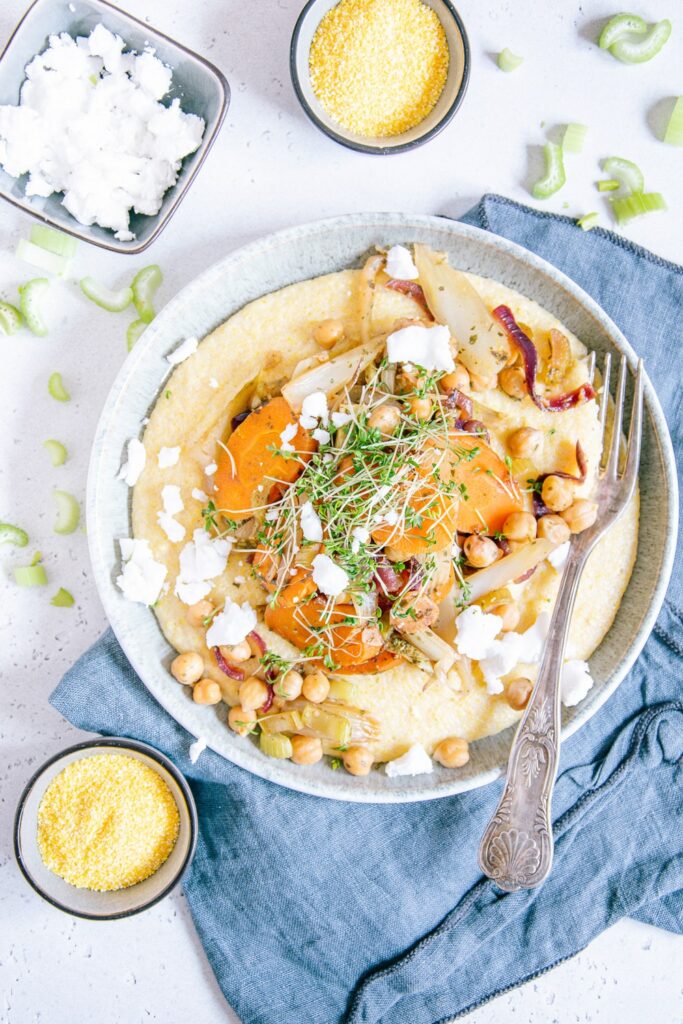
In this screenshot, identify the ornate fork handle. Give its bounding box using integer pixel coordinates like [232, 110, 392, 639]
[478, 552, 588, 893]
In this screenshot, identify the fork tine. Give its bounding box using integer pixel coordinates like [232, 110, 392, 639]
[598, 352, 611, 463]
[621, 359, 644, 495]
[606, 355, 627, 478]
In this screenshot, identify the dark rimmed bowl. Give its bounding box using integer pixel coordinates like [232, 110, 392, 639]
[290, 0, 470, 155]
[14, 737, 198, 920]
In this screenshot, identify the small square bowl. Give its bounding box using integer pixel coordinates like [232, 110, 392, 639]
[290, 0, 470, 155]
[0, 0, 229, 253]
[14, 738, 198, 920]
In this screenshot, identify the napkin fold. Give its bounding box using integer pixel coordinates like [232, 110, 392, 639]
[52, 196, 683, 1024]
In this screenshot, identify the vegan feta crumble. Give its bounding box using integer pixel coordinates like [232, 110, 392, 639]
[116, 538, 166, 605]
[174, 528, 231, 605]
[385, 744, 433, 777]
[386, 324, 455, 373]
[117, 437, 146, 486]
[384, 244, 419, 280]
[312, 553, 349, 597]
[205, 600, 257, 648]
[158, 445, 181, 468]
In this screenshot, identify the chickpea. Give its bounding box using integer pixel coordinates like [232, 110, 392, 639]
[490, 602, 520, 632]
[507, 426, 542, 458]
[541, 475, 575, 512]
[561, 499, 598, 534]
[367, 402, 401, 437]
[228, 705, 256, 737]
[463, 534, 499, 568]
[239, 676, 270, 712]
[499, 366, 527, 400]
[537, 513, 571, 544]
[186, 598, 214, 627]
[439, 363, 470, 394]
[343, 746, 374, 776]
[302, 671, 330, 704]
[275, 669, 303, 701]
[290, 735, 323, 765]
[502, 511, 537, 543]
[407, 396, 432, 421]
[220, 640, 252, 666]
[313, 318, 344, 349]
[470, 370, 498, 392]
[506, 677, 533, 711]
[171, 652, 204, 686]
[434, 736, 470, 768]
[192, 678, 222, 705]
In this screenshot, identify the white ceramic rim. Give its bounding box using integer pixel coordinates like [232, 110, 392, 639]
[87, 212, 678, 802]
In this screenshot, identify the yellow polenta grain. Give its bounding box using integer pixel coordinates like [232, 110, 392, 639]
[37, 754, 179, 891]
[309, 0, 449, 138]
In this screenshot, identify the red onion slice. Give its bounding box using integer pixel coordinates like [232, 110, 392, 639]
[213, 647, 245, 681]
[260, 683, 274, 713]
[247, 630, 266, 656]
[385, 279, 433, 319]
[443, 387, 473, 418]
[231, 409, 251, 431]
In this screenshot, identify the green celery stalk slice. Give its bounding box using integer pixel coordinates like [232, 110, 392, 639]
[16, 239, 71, 278]
[30, 225, 78, 258]
[0, 300, 23, 335]
[80, 277, 133, 312]
[132, 265, 162, 323]
[598, 13, 646, 49]
[0, 522, 29, 546]
[597, 179, 620, 192]
[259, 732, 293, 759]
[18, 278, 49, 336]
[497, 48, 524, 72]
[48, 372, 70, 402]
[563, 123, 588, 154]
[663, 97, 683, 146]
[577, 213, 600, 231]
[602, 156, 644, 193]
[609, 19, 671, 63]
[44, 439, 68, 466]
[611, 191, 667, 224]
[14, 562, 47, 587]
[53, 490, 80, 535]
[532, 142, 566, 199]
[51, 587, 75, 607]
[126, 319, 147, 351]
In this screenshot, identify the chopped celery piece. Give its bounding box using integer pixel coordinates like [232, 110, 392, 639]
[597, 178, 620, 192]
[0, 522, 29, 546]
[30, 225, 78, 258]
[663, 96, 683, 146]
[602, 156, 644, 193]
[80, 277, 133, 312]
[132, 265, 162, 323]
[53, 490, 80, 534]
[0, 300, 22, 335]
[259, 732, 293, 759]
[532, 142, 566, 199]
[51, 587, 75, 607]
[48, 372, 70, 402]
[30, 550, 42, 566]
[18, 278, 49, 336]
[16, 239, 71, 278]
[14, 562, 48, 587]
[497, 48, 524, 72]
[611, 191, 667, 224]
[609, 19, 671, 63]
[577, 212, 600, 231]
[44, 439, 67, 466]
[327, 679, 360, 703]
[563, 123, 588, 153]
[598, 13, 647, 49]
[300, 705, 352, 745]
[126, 319, 147, 351]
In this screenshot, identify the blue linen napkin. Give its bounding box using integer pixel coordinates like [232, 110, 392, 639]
[51, 196, 683, 1024]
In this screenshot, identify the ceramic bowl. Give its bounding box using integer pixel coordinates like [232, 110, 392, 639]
[87, 213, 677, 802]
[0, 0, 229, 253]
[14, 738, 198, 919]
[290, 0, 470, 154]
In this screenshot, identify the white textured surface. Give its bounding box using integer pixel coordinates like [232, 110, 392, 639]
[0, 0, 681, 1021]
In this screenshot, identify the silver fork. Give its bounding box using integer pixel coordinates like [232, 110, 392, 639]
[478, 354, 644, 893]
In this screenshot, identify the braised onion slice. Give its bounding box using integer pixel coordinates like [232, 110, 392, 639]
[281, 338, 384, 411]
[385, 279, 433, 319]
[456, 538, 559, 604]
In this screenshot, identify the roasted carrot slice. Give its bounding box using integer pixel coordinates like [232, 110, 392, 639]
[214, 397, 316, 520]
[337, 650, 403, 675]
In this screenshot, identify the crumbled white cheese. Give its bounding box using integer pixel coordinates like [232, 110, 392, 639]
[157, 484, 185, 543]
[312, 553, 349, 597]
[385, 743, 433, 778]
[174, 528, 231, 605]
[299, 391, 328, 430]
[350, 526, 370, 556]
[300, 501, 323, 542]
[331, 411, 352, 428]
[548, 541, 571, 571]
[279, 422, 298, 453]
[208, 377, 219, 389]
[383, 509, 400, 526]
[117, 437, 146, 486]
[204, 462, 217, 476]
[476, 612, 552, 695]
[158, 445, 180, 468]
[386, 324, 455, 373]
[561, 659, 594, 707]
[385, 244, 419, 280]
[189, 736, 207, 764]
[264, 509, 279, 522]
[167, 336, 198, 365]
[312, 428, 331, 445]
[322, 453, 334, 464]
[0, 26, 204, 240]
[205, 599, 257, 648]
[192, 487, 209, 503]
[116, 538, 166, 605]
[454, 605, 503, 660]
